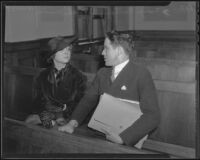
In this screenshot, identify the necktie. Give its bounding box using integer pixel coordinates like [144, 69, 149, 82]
[54, 68, 65, 84]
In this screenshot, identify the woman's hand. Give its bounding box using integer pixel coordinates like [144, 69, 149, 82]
[25, 114, 41, 124]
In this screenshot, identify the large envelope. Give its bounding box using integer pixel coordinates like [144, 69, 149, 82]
[88, 93, 142, 135]
[88, 93, 147, 148]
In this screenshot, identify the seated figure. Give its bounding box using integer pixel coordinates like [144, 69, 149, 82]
[58, 31, 160, 147]
[25, 36, 87, 128]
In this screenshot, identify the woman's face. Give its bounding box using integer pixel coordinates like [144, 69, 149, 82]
[53, 46, 72, 64]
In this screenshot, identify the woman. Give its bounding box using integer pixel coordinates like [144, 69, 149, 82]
[25, 36, 87, 128]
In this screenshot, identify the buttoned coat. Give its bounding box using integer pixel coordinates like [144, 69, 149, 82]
[71, 60, 160, 146]
[31, 63, 87, 118]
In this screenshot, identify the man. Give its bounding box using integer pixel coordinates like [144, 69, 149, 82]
[58, 31, 160, 147]
[25, 36, 87, 129]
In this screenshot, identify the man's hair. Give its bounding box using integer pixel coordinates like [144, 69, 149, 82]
[105, 30, 137, 56]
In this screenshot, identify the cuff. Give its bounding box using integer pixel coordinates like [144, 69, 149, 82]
[69, 119, 79, 128]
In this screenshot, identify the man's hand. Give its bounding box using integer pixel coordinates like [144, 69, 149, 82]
[102, 128, 123, 144]
[58, 120, 78, 133]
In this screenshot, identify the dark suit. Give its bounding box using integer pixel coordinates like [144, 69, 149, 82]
[71, 60, 160, 146]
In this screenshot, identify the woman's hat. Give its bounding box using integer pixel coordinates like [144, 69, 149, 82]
[47, 36, 77, 60]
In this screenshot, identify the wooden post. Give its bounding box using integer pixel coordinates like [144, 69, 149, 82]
[9, 53, 19, 112]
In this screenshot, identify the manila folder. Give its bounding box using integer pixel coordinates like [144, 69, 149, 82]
[88, 93, 142, 135]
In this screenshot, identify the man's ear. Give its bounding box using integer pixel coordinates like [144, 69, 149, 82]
[116, 46, 124, 57]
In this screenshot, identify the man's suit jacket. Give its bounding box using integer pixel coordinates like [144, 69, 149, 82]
[71, 60, 160, 146]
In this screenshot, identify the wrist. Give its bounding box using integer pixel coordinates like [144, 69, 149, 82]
[69, 120, 78, 128]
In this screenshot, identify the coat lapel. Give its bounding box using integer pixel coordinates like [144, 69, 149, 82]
[111, 60, 132, 87]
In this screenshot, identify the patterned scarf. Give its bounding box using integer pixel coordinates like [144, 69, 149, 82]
[47, 63, 70, 87]
[45, 63, 70, 112]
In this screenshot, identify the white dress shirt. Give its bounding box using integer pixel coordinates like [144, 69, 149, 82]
[112, 59, 129, 79]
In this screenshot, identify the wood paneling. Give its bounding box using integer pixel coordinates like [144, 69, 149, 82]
[4, 73, 34, 117]
[134, 31, 196, 61]
[151, 91, 195, 147]
[132, 58, 196, 82]
[131, 58, 196, 149]
[135, 42, 196, 61]
[135, 31, 196, 42]
[4, 31, 196, 69]
[71, 53, 104, 73]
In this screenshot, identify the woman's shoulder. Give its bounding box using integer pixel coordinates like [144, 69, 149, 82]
[39, 67, 51, 76]
[35, 67, 51, 81]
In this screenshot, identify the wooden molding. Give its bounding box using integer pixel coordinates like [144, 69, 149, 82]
[142, 139, 196, 158]
[4, 31, 196, 52]
[135, 30, 195, 41]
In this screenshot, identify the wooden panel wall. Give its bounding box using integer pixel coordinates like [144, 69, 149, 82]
[3, 67, 42, 120]
[4, 37, 104, 73]
[4, 73, 34, 116]
[134, 31, 196, 61]
[131, 32, 196, 149]
[131, 58, 196, 148]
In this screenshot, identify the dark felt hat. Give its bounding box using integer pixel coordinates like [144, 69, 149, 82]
[47, 36, 77, 60]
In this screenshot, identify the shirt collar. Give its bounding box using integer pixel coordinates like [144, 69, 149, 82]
[113, 59, 129, 75]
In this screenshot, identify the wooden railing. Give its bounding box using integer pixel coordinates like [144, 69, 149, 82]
[3, 117, 169, 158]
[143, 139, 195, 158]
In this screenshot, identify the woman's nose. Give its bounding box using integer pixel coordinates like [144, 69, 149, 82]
[65, 49, 70, 55]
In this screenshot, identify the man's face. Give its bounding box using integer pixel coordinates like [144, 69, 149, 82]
[102, 38, 119, 66]
[53, 46, 72, 64]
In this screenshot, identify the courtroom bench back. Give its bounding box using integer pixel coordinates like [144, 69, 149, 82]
[4, 57, 196, 152]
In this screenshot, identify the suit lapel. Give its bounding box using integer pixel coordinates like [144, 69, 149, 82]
[111, 60, 132, 87]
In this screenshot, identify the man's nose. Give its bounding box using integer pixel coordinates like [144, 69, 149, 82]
[102, 49, 105, 55]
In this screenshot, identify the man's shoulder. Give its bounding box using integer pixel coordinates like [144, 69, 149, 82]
[97, 66, 111, 75]
[130, 61, 150, 73]
[126, 61, 152, 80]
